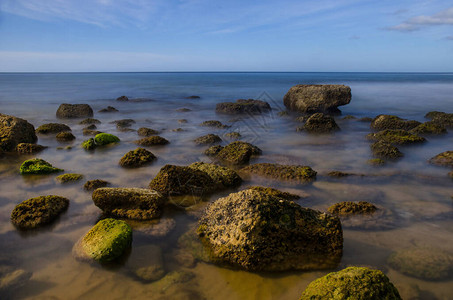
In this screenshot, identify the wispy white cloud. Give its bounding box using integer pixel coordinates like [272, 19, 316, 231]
[387, 6, 453, 31]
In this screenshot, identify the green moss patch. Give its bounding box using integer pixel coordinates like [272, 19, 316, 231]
[19, 158, 63, 175]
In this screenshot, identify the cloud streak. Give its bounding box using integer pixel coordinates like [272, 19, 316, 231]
[387, 6, 453, 31]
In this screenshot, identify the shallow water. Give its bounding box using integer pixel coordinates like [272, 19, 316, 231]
[1, 72, 453, 300]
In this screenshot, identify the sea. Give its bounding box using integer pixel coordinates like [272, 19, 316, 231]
[0, 72, 452, 299]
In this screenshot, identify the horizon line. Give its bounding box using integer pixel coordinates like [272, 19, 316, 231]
[1, 71, 453, 74]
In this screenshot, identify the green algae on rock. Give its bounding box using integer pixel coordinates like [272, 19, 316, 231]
[188, 162, 242, 189]
[55, 173, 84, 183]
[204, 145, 223, 156]
[215, 141, 262, 165]
[302, 113, 340, 134]
[300, 266, 401, 300]
[425, 111, 453, 127]
[409, 121, 447, 135]
[92, 188, 165, 220]
[328, 201, 377, 215]
[134, 136, 169, 146]
[19, 158, 63, 175]
[199, 120, 230, 129]
[94, 133, 120, 146]
[429, 151, 453, 167]
[247, 186, 300, 201]
[0, 113, 37, 152]
[137, 127, 159, 137]
[366, 129, 425, 145]
[15, 143, 47, 154]
[81, 138, 96, 150]
[75, 218, 132, 263]
[224, 131, 241, 140]
[240, 163, 317, 183]
[371, 114, 421, 131]
[35, 123, 71, 134]
[83, 179, 110, 191]
[193, 134, 222, 145]
[119, 148, 156, 168]
[370, 140, 403, 159]
[197, 188, 343, 271]
[10, 195, 69, 229]
[56, 131, 75, 142]
[387, 247, 453, 281]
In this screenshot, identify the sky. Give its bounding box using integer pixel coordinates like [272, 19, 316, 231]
[0, 0, 452, 72]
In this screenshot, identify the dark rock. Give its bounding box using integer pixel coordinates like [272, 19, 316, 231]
[84, 124, 97, 130]
[200, 120, 230, 128]
[0, 113, 37, 151]
[409, 121, 447, 135]
[283, 84, 351, 113]
[56, 104, 93, 119]
[15, 143, 47, 154]
[92, 188, 165, 220]
[10, 195, 69, 229]
[176, 108, 192, 112]
[367, 130, 425, 145]
[79, 118, 101, 125]
[36, 123, 71, 134]
[367, 158, 385, 166]
[112, 119, 135, 128]
[204, 145, 223, 156]
[178, 119, 188, 124]
[55, 173, 83, 183]
[185, 95, 201, 99]
[370, 140, 403, 159]
[240, 163, 317, 183]
[194, 134, 222, 145]
[327, 171, 354, 178]
[119, 148, 156, 168]
[425, 111, 453, 127]
[98, 106, 119, 113]
[83, 129, 102, 136]
[56, 131, 76, 141]
[216, 99, 271, 115]
[224, 132, 241, 140]
[359, 117, 373, 122]
[19, 158, 63, 174]
[247, 186, 300, 201]
[84, 179, 110, 191]
[328, 201, 377, 215]
[197, 188, 343, 271]
[134, 136, 169, 146]
[302, 113, 340, 133]
[215, 141, 262, 165]
[137, 127, 158, 136]
[371, 115, 421, 131]
[343, 115, 357, 120]
[116, 95, 129, 101]
[429, 151, 453, 167]
[188, 162, 242, 189]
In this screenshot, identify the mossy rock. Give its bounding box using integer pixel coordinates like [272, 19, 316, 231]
[204, 145, 223, 156]
[216, 141, 262, 165]
[149, 164, 217, 198]
[94, 133, 120, 146]
[300, 266, 401, 300]
[224, 132, 241, 140]
[56, 173, 83, 183]
[0, 113, 37, 152]
[370, 141, 403, 159]
[247, 186, 300, 201]
[429, 151, 453, 167]
[240, 163, 317, 183]
[112, 119, 135, 128]
[56, 103, 93, 119]
[409, 121, 446, 135]
[84, 124, 97, 130]
[35, 123, 71, 134]
[197, 189, 343, 271]
[19, 158, 63, 175]
[98, 106, 118, 113]
[81, 138, 96, 150]
[367, 158, 385, 166]
[75, 218, 132, 263]
[15, 143, 47, 154]
[134, 136, 169, 146]
[215, 99, 271, 115]
[119, 148, 156, 168]
[302, 113, 340, 134]
[83, 129, 102, 136]
[200, 120, 230, 128]
[343, 115, 357, 120]
[425, 111, 453, 127]
[188, 162, 242, 189]
[137, 127, 158, 137]
[79, 118, 100, 125]
[366, 130, 425, 145]
[193, 134, 222, 145]
[328, 201, 377, 215]
[10, 195, 69, 229]
[56, 131, 76, 142]
[116, 95, 129, 101]
[387, 247, 453, 280]
[371, 115, 420, 131]
[83, 179, 110, 191]
[327, 171, 354, 178]
[92, 188, 165, 220]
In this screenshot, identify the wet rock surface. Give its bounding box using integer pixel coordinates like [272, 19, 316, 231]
[19, 158, 63, 174]
[215, 99, 271, 115]
[119, 148, 156, 168]
[301, 113, 340, 133]
[194, 134, 222, 145]
[429, 151, 453, 167]
[240, 163, 317, 183]
[15, 143, 47, 154]
[214, 141, 262, 165]
[134, 136, 169, 146]
[36, 123, 71, 134]
[83, 179, 110, 191]
[56, 103, 93, 119]
[0, 113, 37, 152]
[371, 115, 421, 131]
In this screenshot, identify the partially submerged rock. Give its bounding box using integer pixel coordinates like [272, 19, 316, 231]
[56, 173, 83, 183]
[116, 95, 129, 101]
[0, 113, 37, 152]
[301, 113, 340, 133]
[56, 131, 76, 142]
[36, 123, 71, 134]
[83, 129, 102, 136]
[119, 148, 156, 168]
[387, 247, 453, 281]
[328, 201, 377, 215]
[188, 162, 242, 189]
[113, 119, 135, 128]
[84, 179, 110, 191]
[283, 84, 351, 114]
[19, 158, 63, 174]
[134, 136, 169, 146]
[224, 132, 241, 140]
[94, 133, 120, 146]
[74, 218, 132, 263]
[98, 106, 119, 113]
[215, 99, 271, 115]
[429, 151, 453, 167]
[0, 265, 32, 294]
[15, 143, 47, 154]
[92, 188, 165, 220]
[409, 121, 446, 135]
[300, 267, 401, 300]
[370, 140, 403, 159]
[185, 95, 201, 99]
[370, 115, 420, 131]
[200, 120, 230, 129]
[215, 141, 262, 165]
[247, 186, 300, 201]
[197, 189, 343, 271]
[367, 130, 425, 145]
[425, 111, 453, 127]
[10, 195, 69, 229]
[240, 163, 317, 183]
[56, 103, 93, 119]
[137, 127, 158, 137]
[367, 158, 385, 166]
[204, 145, 223, 156]
[194, 134, 222, 145]
[81, 138, 96, 150]
[79, 118, 101, 125]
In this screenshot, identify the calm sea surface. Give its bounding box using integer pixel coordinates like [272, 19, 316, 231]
[1, 72, 453, 299]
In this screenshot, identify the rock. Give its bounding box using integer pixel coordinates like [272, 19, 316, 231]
[204, 145, 223, 156]
[359, 117, 373, 122]
[112, 119, 135, 128]
[302, 113, 340, 133]
[56, 131, 76, 141]
[188, 162, 242, 189]
[216, 99, 271, 114]
[92, 188, 165, 220]
[15, 143, 47, 154]
[149, 165, 216, 198]
[10, 195, 69, 229]
[428, 151, 453, 167]
[81, 138, 96, 150]
[79, 118, 101, 125]
[300, 267, 401, 300]
[328, 201, 377, 215]
[84, 124, 97, 130]
[98, 106, 119, 113]
[240, 163, 317, 183]
[94, 133, 120, 145]
[371, 115, 421, 131]
[197, 189, 343, 271]
[36, 123, 71, 134]
[387, 247, 453, 280]
[178, 119, 188, 124]
[176, 108, 192, 112]
[425, 111, 453, 127]
[119, 148, 156, 168]
[153, 271, 195, 292]
[370, 141, 403, 159]
[200, 120, 230, 129]
[56, 173, 83, 183]
[224, 132, 241, 140]
[215, 141, 262, 165]
[0, 266, 32, 294]
[171, 128, 184, 132]
[134, 136, 169, 146]
[116, 95, 129, 101]
[133, 218, 176, 238]
[127, 245, 165, 282]
[83, 129, 102, 136]
[327, 171, 354, 178]
[283, 84, 351, 114]
[343, 115, 357, 120]
[19, 158, 63, 174]
[84, 179, 110, 191]
[409, 121, 446, 135]
[74, 218, 132, 263]
[185, 95, 200, 99]
[367, 158, 385, 166]
[56, 103, 93, 119]
[0, 113, 37, 152]
[178, 226, 211, 263]
[194, 134, 222, 145]
[367, 130, 425, 145]
[247, 186, 300, 201]
[138, 127, 158, 136]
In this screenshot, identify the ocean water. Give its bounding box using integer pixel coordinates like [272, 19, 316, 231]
[0, 72, 453, 299]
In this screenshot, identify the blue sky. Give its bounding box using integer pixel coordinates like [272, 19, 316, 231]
[0, 0, 452, 72]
